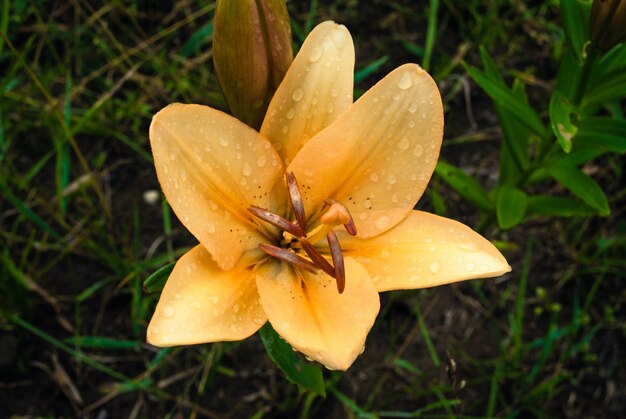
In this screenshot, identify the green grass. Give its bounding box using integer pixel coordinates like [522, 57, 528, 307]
[1, 1, 625, 417]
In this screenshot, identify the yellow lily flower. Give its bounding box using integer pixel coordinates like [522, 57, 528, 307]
[146, 21, 510, 371]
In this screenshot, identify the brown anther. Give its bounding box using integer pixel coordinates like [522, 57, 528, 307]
[299, 237, 335, 278]
[322, 198, 357, 236]
[286, 171, 307, 231]
[258, 243, 318, 274]
[326, 230, 346, 293]
[248, 205, 304, 237]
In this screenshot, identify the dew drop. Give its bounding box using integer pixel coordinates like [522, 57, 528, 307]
[331, 27, 347, 47]
[466, 263, 475, 272]
[397, 137, 410, 150]
[281, 125, 289, 134]
[233, 304, 240, 313]
[209, 295, 218, 304]
[286, 108, 295, 119]
[207, 223, 216, 233]
[309, 45, 323, 62]
[257, 155, 267, 167]
[380, 250, 390, 258]
[219, 137, 229, 147]
[413, 144, 424, 157]
[408, 121, 416, 128]
[375, 215, 391, 230]
[429, 261, 441, 274]
[163, 164, 169, 174]
[387, 175, 397, 185]
[358, 212, 368, 220]
[242, 162, 252, 176]
[162, 305, 175, 318]
[331, 88, 338, 97]
[398, 71, 413, 90]
[408, 103, 418, 113]
[292, 88, 304, 101]
[369, 173, 379, 182]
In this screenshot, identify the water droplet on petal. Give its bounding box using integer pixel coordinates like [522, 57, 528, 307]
[398, 138, 410, 150]
[292, 88, 304, 101]
[331, 27, 347, 47]
[408, 103, 418, 113]
[309, 45, 323, 62]
[219, 137, 229, 147]
[207, 223, 216, 233]
[466, 263, 475, 272]
[387, 175, 397, 185]
[375, 215, 391, 230]
[257, 155, 267, 167]
[242, 162, 252, 176]
[413, 144, 424, 157]
[286, 108, 295, 119]
[369, 173, 379, 182]
[398, 71, 413, 90]
[429, 261, 441, 274]
[162, 305, 175, 318]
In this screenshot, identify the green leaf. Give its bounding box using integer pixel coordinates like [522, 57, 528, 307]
[64, 336, 141, 350]
[464, 63, 550, 140]
[526, 196, 596, 217]
[560, 0, 591, 62]
[582, 70, 626, 107]
[435, 161, 493, 212]
[143, 261, 176, 293]
[498, 79, 531, 183]
[496, 185, 527, 229]
[181, 21, 214, 58]
[545, 163, 610, 215]
[549, 91, 577, 153]
[354, 55, 389, 83]
[259, 323, 325, 396]
[479, 46, 504, 83]
[574, 117, 626, 153]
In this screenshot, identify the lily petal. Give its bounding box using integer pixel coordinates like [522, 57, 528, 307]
[147, 246, 267, 346]
[150, 103, 284, 269]
[288, 64, 443, 238]
[255, 258, 379, 371]
[335, 211, 511, 292]
[261, 20, 355, 165]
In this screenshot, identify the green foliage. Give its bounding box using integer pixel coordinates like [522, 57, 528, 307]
[439, 0, 624, 230]
[0, 1, 624, 417]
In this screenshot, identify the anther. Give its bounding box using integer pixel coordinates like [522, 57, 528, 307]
[326, 230, 346, 293]
[248, 205, 304, 237]
[299, 237, 335, 278]
[286, 171, 307, 231]
[258, 243, 318, 274]
[322, 198, 357, 236]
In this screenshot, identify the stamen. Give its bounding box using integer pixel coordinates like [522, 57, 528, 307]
[286, 172, 307, 231]
[258, 243, 318, 274]
[326, 231, 346, 293]
[322, 198, 357, 236]
[248, 205, 304, 237]
[299, 237, 335, 277]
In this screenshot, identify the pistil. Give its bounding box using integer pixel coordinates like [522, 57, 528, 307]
[248, 172, 356, 294]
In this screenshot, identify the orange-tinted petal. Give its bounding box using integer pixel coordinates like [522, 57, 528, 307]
[334, 211, 511, 292]
[150, 103, 284, 269]
[261, 21, 355, 165]
[287, 64, 444, 238]
[255, 258, 379, 371]
[147, 246, 267, 346]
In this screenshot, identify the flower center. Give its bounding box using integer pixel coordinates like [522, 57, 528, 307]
[248, 172, 356, 293]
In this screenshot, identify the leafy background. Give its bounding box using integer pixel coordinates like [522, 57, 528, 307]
[1, 0, 624, 417]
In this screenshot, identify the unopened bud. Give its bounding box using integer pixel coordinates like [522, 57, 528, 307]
[213, 0, 293, 129]
[589, 0, 626, 50]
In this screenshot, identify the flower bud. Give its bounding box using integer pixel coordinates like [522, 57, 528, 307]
[589, 0, 626, 50]
[213, 0, 293, 129]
